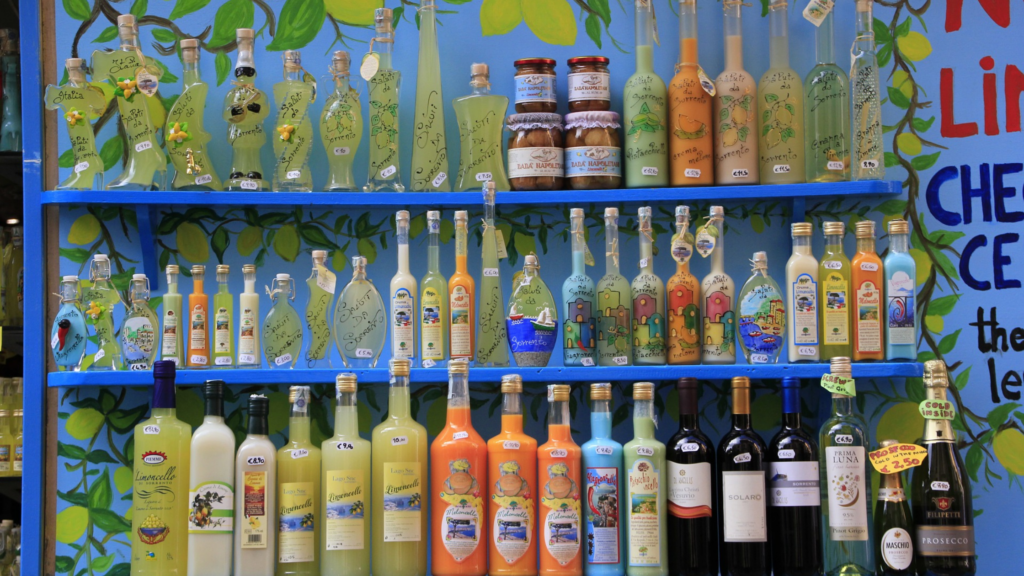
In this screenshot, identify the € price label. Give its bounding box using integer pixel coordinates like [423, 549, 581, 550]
[919, 399, 956, 420]
[868, 443, 927, 474]
[820, 373, 856, 396]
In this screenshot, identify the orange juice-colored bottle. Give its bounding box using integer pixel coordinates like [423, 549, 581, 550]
[538, 384, 583, 576]
[449, 211, 476, 362]
[667, 206, 701, 365]
[431, 360, 488, 576]
[851, 221, 884, 361]
[488, 375, 538, 576]
[668, 0, 714, 186]
[187, 264, 209, 368]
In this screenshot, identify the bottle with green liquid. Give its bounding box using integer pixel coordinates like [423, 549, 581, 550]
[623, 0, 669, 188]
[335, 256, 387, 368]
[364, 8, 405, 192]
[714, 0, 758, 184]
[597, 207, 633, 366]
[224, 28, 270, 192]
[476, 182, 510, 367]
[238, 264, 261, 369]
[212, 265, 235, 368]
[453, 63, 510, 191]
[632, 206, 666, 365]
[421, 211, 448, 367]
[278, 386, 321, 576]
[410, 0, 451, 192]
[820, 221, 852, 359]
[120, 273, 159, 371]
[803, 8, 850, 182]
[161, 264, 185, 366]
[273, 50, 316, 192]
[166, 38, 222, 191]
[758, 0, 805, 184]
[851, 0, 885, 180]
[45, 58, 104, 190]
[624, 382, 668, 576]
[263, 273, 302, 369]
[562, 208, 597, 367]
[83, 254, 123, 370]
[321, 51, 362, 191]
[305, 251, 334, 369]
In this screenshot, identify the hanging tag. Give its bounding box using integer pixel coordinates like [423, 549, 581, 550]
[495, 229, 508, 259]
[868, 443, 927, 474]
[584, 243, 596, 267]
[671, 232, 695, 265]
[919, 399, 956, 420]
[697, 66, 717, 96]
[135, 68, 159, 97]
[302, 69, 318, 102]
[820, 373, 856, 396]
[360, 53, 380, 81]
[694, 223, 718, 258]
[316, 264, 337, 294]
[802, 0, 835, 26]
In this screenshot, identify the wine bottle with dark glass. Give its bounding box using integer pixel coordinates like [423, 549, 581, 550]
[911, 360, 976, 576]
[667, 377, 717, 576]
[874, 439, 914, 575]
[767, 376, 822, 576]
[717, 376, 770, 576]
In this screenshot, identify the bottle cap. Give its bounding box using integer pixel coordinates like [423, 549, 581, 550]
[753, 251, 767, 264]
[276, 273, 290, 281]
[710, 205, 724, 217]
[632, 382, 654, 400]
[94, 254, 109, 262]
[204, 379, 225, 399]
[288, 385, 310, 404]
[501, 374, 523, 393]
[216, 264, 229, 274]
[151, 360, 177, 409]
[427, 210, 440, 220]
[823, 221, 845, 235]
[132, 273, 146, 281]
[829, 357, 852, 377]
[242, 264, 256, 274]
[374, 8, 393, 32]
[455, 211, 468, 222]
[191, 264, 205, 275]
[180, 38, 198, 49]
[484, 181, 496, 197]
[248, 394, 269, 417]
[66, 57, 83, 69]
[855, 220, 875, 239]
[548, 384, 570, 402]
[791, 222, 813, 236]
[638, 206, 652, 219]
[888, 219, 910, 234]
[396, 210, 410, 222]
[590, 382, 612, 400]
[390, 358, 411, 377]
[62, 275, 77, 282]
[524, 254, 539, 267]
[604, 207, 619, 217]
[781, 376, 800, 389]
[336, 373, 357, 393]
[731, 376, 751, 388]
[448, 359, 469, 374]
[166, 264, 179, 274]
[675, 205, 690, 219]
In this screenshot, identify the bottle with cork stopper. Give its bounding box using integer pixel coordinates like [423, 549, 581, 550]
[121, 273, 159, 371]
[756, 0, 806, 184]
[45, 57, 105, 189]
[167, 38, 223, 191]
[851, 0, 885, 181]
[272, 50, 315, 192]
[305, 250, 334, 370]
[364, 8, 406, 192]
[736, 250, 786, 364]
[321, 50, 362, 191]
[562, 207, 598, 367]
[453, 63, 511, 191]
[224, 27, 271, 191]
[507, 253, 558, 367]
[411, 0, 451, 191]
[335, 255, 386, 368]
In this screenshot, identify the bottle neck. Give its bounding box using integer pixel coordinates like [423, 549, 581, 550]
[782, 411, 801, 430]
[333, 74, 351, 94]
[549, 399, 571, 429]
[678, 386, 700, 430]
[218, 280, 229, 294]
[428, 229, 440, 273]
[679, 0, 698, 65]
[792, 235, 812, 255]
[571, 215, 586, 275]
[373, 32, 394, 68]
[243, 276, 255, 294]
[289, 414, 310, 443]
[397, 222, 410, 274]
[248, 411, 268, 435]
[831, 393, 855, 416]
[732, 386, 751, 430]
[470, 80, 491, 97]
[824, 234, 844, 256]
[635, 2, 655, 71]
[591, 399, 612, 438]
[855, 1, 874, 42]
[890, 232, 909, 253]
[334, 391, 359, 436]
[856, 236, 876, 255]
[166, 276, 179, 295]
[879, 469, 904, 492]
[119, 33, 140, 52]
[455, 222, 468, 273]
[193, 277, 205, 294]
[923, 387, 955, 443]
[633, 398, 656, 438]
[768, 3, 790, 68]
[710, 220, 724, 273]
[284, 68, 303, 83]
[501, 392, 523, 433]
[723, 6, 744, 70]
[815, 11, 835, 64]
[605, 218, 620, 275]
[388, 375, 411, 419]
[639, 226, 653, 272]
[782, 384, 801, 429]
[204, 394, 224, 418]
[447, 372, 470, 410]
[60, 283, 79, 302]
[182, 58, 201, 84]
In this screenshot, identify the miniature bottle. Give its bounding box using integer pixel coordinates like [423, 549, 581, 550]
[668, 0, 714, 186]
[391, 210, 418, 363]
[852, 221, 884, 361]
[212, 265, 235, 368]
[167, 38, 223, 191]
[188, 380, 235, 576]
[234, 395, 276, 576]
[277, 386, 322, 575]
[786, 222, 820, 362]
[623, 0, 669, 188]
[453, 63, 511, 191]
[364, 8, 405, 192]
[45, 58, 104, 190]
[804, 8, 850, 182]
[714, 0, 758, 184]
[161, 265, 186, 366]
[410, 0, 451, 192]
[238, 264, 261, 368]
[884, 219, 916, 361]
[820, 221, 852, 360]
[0, 38, 19, 152]
[91, 14, 166, 190]
[757, 0, 806, 184]
[51, 275, 87, 371]
[538, 385, 583, 576]
[121, 273, 159, 371]
[188, 265, 210, 369]
[562, 208, 597, 367]
[321, 51, 362, 191]
[736, 251, 786, 364]
[224, 28, 271, 191]
[597, 207, 633, 366]
[581, 383, 625, 576]
[263, 274, 302, 369]
[624, 382, 668, 576]
[335, 256, 387, 368]
[874, 439, 914, 576]
[507, 254, 558, 367]
[305, 250, 335, 369]
[449, 211, 475, 362]
[632, 206, 666, 365]
[421, 211, 449, 367]
[700, 206, 736, 364]
[851, 0, 885, 180]
[272, 50, 316, 192]
[476, 183, 510, 366]
[83, 254, 123, 370]
[666, 206, 700, 365]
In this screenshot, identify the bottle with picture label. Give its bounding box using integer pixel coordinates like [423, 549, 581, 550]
[238, 264, 261, 368]
[597, 207, 633, 366]
[45, 58, 105, 190]
[819, 222, 852, 360]
[624, 383, 667, 576]
[700, 206, 736, 364]
[884, 220, 916, 361]
[507, 254, 558, 367]
[83, 254, 123, 371]
[263, 274, 303, 369]
[188, 265, 210, 369]
[786, 223, 819, 363]
[476, 183, 510, 366]
[212, 265, 234, 368]
[321, 51, 362, 191]
[852, 221, 884, 361]
[667, 206, 700, 365]
[234, 394, 276, 576]
[277, 386, 321, 576]
[453, 63, 510, 191]
[874, 439, 914, 576]
[272, 50, 315, 192]
[161, 265, 185, 366]
[632, 207, 666, 365]
[668, 0, 714, 186]
[51, 275, 88, 371]
[538, 385, 583, 576]
[803, 7, 850, 183]
[224, 28, 271, 191]
[421, 211, 449, 367]
[736, 251, 786, 364]
[166, 38, 222, 191]
[188, 380, 235, 576]
[623, 0, 669, 188]
[757, 0, 805, 183]
[11, 408, 21, 477]
[121, 273, 159, 371]
[713, 0, 758, 184]
[335, 256, 387, 368]
[581, 383, 625, 576]
[410, 0, 451, 192]
[305, 251, 334, 369]
[850, 0, 885, 180]
[562, 208, 597, 367]
[364, 9, 405, 192]
[392, 210, 418, 363]
[449, 211, 475, 362]
[0, 412, 10, 478]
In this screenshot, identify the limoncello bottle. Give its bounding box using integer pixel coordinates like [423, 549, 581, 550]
[335, 256, 387, 368]
[364, 8, 405, 192]
[263, 274, 303, 369]
[305, 250, 335, 369]
[699, 205, 736, 364]
[624, 382, 668, 576]
[224, 28, 271, 192]
[668, 0, 714, 186]
[736, 251, 786, 364]
[410, 0, 451, 191]
[476, 182, 510, 366]
[391, 210, 418, 363]
[45, 58, 104, 190]
[449, 211, 475, 362]
[272, 50, 316, 192]
[321, 51, 362, 191]
[11, 408, 20, 477]
[538, 385, 583, 576]
[851, 0, 885, 180]
[212, 265, 235, 369]
[581, 383, 625, 576]
[819, 221, 852, 360]
[50, 275, 87, 371]
[562, 208, 597, 367]
[666, 206, 700, 365]
[453, 63, 510, 191]
[83, 254, 123, 370]
[632, 206, 666, 365]
[238, 264, 261, 368]
[121, 273, 159, 371]
[6, 222, 20, 326]
[187, 380, 235, 576]
[597, 207, 633, 366]
[803, 9, 850, 182]
[757, 0, 806, 183]
[161, 265, 185, 366]
[507, 254, 558, 367]
[277, 386, 321, 575]
[0, 411, 12, 478]
[188, 265, 210, 369]
[623, 0, 669, 188]
[421, 211, 449, 368]
[714, 0, 758, 184]
[166, 39, 222, 191]
[234, 395, 276, 576]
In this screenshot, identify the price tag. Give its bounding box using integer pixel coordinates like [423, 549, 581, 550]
[422, 359, 436, 368]
[483, 268, 499, 277]
[798, 346, 817, 356]
[129, 363, 149, 371]
[503, 441, 520, 450]
[195, 174, 213, 185]
[94, 349, 105, 362]
[475, 172, 493, 182]
[316, 264, 337, 294]
[802, 0, 835, 26]
[247, 456, 266, 465]
[551, 449, 568, 458]
[824, 261, 843, 270]
[868, 443, 927, 473]
[215, 356, 232, 366]
[778, 449, 796, 459]
[453, 431, 469, 440]
[190, 354, 207, 365]
[827, 161, 845, 171]
[931, 481, 950, 491]
[636, 446, 655, 456]
[581, 357, 595, 367]
[679, 443, 700, 453]
[336, 441, 355, 451]
[275, 353, 292, 366]
[240, 179, 259, 191]
[613, 356, 628, 366]
[360, 53, 380, 80]
[239, 354, 256, 364]
[642, 167, 659, 176]
[861, 159, 879, 169]
[135, 140, 153, 153]
[671, 232, 694, 265]
[495, 230, 508, 259]
[861, 262, 879, 271]
[51, 334, 59, 349]
[773, 164, 791, 174]
[143, 425, 160, 435]
[919, 399, 956, 420]
[287, 170, 301, 180]
[391, 436, 409, 446]
[380, 165, 397, 178]
[821, 373, 856, 396]
[734, 453, 752, 464]
[291, 448, 309, 459]
[639, 258, 649, 268]
[750, 353, 769, 364]
[355, 348, 373, 359]
[684, 168, 701, 178]
[596, 446, 614, 455]
[836, 434, 854, 445]
[731, 168, 750, 178]
[432, 172, 447, 187]
[74, 161, 90, 173]
[333, 147, 350, 156]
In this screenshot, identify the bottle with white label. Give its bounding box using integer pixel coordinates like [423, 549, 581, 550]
[234, 394, 276, 576]
[188, 265, 210, 369]
[883, 220, 916, 361]
[188, 380, 235, 576]
[305, 251, 334, 369]
[581, 383, 625, 576]
[449, 211, 475, 362]
[874, 439, 914, 576]
[335, 256, 386, 369]
[421, 211, 449, 367]
[321, 51, 361, 191]
[212, 265, 235, 368]
[820, 221, 852, 360]
[120, 274, 159, 371]
[476, 182, 510, 367]
[716, 376, 769, 575]
[700, 206, 736, 364]
[238, 264, 261, 368]
[224, 28, 271, 191]
[538, 385, 583, 576]
[624, 382, 667, 576]
[736, 251, 785, 365]
[767, 377, 822, 575]
[162, 265, 185, 366]
[363, 8, 405, 192]
[263, 274, 302, 369]
[322, 374, 371, 576]
[632, 207, 666, 365]
[562, 208, 597, 367]
[818, 357, 873, 574]
[272, 50, 315, 192]
[410, 0, 451, 192]
[391, 210, 418, 364]
[277, 386, 322, 575]
[786, 223, 819, 362]
[452, 63, 511, 191]
[597, 207, 633, 366]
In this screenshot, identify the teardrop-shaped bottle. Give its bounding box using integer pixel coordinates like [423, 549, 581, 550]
[736, 251, 786, 364]
[273, 50, 316, 192]
[262, 274, 302, 369]
[364, 8, 406, 192]
[321, 51, 362, 191]
[167, 39, 223, 191]
[225, 28, 271, 191]
[305, 251, 335, 369]
[51, 275, 88, 371]
[82, 254, 123, 370]
[631, 206, 666, 365]
[45, 58, 105, 190]
[506, 254, 558, 367]
[410, 0, 451, 191]
[476, 183, 510, 366]
[335, 256, 387, 368]
[121, 273, 159, 371]
[803, 9, 850, 182]
[596, 207, 633, 366]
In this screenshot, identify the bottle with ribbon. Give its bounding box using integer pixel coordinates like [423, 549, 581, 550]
[272, 50, 317, 192]
[320, 51, 362, 191]
[736, 251, 786, 364]
[224, 28, 271, 191]
[45, 58, 105, 190]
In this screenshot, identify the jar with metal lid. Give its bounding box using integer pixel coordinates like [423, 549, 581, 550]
[564, 111, 622, 189]
[506, 113, 564, 191]
[567, 56, 611, 112]
[513, 58, 558, 113]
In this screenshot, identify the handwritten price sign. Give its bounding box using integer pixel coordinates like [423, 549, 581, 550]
[820, 374, 856, 396]
[919, 399, 956, 420]
[868, 443, 927, 474]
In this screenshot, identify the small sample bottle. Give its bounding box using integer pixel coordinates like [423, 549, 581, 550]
[820, 222, 853, 360]
[321, 51, 362, 191]
[884, 219, 916, 360]
[234, 394, 276, 576]
[364, 8, 406, 192]
[391, 210, 418, 363]
[757, 0, 806, 183]
[262, 274, 302, 369]
[786, 223, 820, 362]
[624, 382, 668, 576]
[562, 208, 597, 367]
[272, 50, 315, 192]
[305, 250, 334, 369]
[736, 252, 786, 364]
[277, 386, 322, 575]
[631, 206, 666, 365]
[238, 264, 261, 368]
[212, 265, 235, 368]
[538, 385, 583, 576]
[421, 211, 449, 368]
[121, 273, 159, 371]
[224, 28, 270, 191]
[668, 0, 714, 186]
[51, 275, 87, 371]
[161, 265, 185, 366]
[453, 63, 510, 191]
[596, 207, 633, 366]
[410, 0, 451, 192]
[187, 380, 235, 576]
[167, 38, 222, 191]
[666, 206, 701, 365]
[188, 265, 210, 369]
[700, 206, 736, 364]
[449, 211, 476, 362]
[852, 221, 884, 361]
[335, 256, 387, 368]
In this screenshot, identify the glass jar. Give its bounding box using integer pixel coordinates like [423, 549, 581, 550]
[513, 58, 558, 113]
[567, 56, 611, 112]
[564, 111, 622, 190]
[506, 113, 564, 191]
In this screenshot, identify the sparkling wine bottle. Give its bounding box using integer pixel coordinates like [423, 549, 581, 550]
[874, 439, 914, 576]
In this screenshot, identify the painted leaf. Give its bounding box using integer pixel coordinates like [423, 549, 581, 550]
[151, 29, 178, 43]
[513, 231, 536, 257]
[911, 151, 940, 171]
[480, 0, 522, 36]
[89, 508, 131, 535]
[91, 555, 116, 573]
[751, 393, 781, 431]
[66, 408, 105, 440]
[332, 250, 347, 272]
[588, 0, 611, 25]
[176, 222, 210, 263]
[877, 43, 892, 67]
[521, 0, 577, 45]
[884, 152, 900, 167]
[267, 0, 327, 51]
[357, 237, 377, 264]
[55, 555, 75, 574]
[898, 32, 932, 62]
[912, 116, 936, 132]
[987, 402, 1021, 431]
[873, 17, 891, 43]
[274, 224, 301, 262]
[55, 506, 89, 543]
[585, 14, 601, 48]
[876, 402, 924, 445]
[94, 26, 118, 43]
[896, 132, 922, 156]
[750, 214, 765, 234]
[439, 218, 455, 244]
[63, 0, 91, 20]
[212, 226, 230, 262]
[168, 0, 210, 20]
[215, 51, 231, 87]
[68, 214, 101, 245]
[326, 0, 382, 25]
[58, 148, 74, 168]
[59, 247, 92, 264]
[209, 0, 254, 48]
[88, 468, 113, 510]
[426, 395, 447, 436]
[927, 294, 959, 316]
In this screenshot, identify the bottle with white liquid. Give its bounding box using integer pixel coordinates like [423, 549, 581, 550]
[786, 222, 820, 362]
[390, 210, 417, 364]
[188, 380, 235, 576]
[234, 394, 276, 576]
[238, 264, 261, 368]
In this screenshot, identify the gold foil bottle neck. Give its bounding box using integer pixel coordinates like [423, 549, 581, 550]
[731, 377, 751, 414]
[500, 374, 523, 393]
[590, 382, 612, 400]
[632, 382, 654, 400]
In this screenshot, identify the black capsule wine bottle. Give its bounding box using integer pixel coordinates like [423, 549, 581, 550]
[911, 360, 976, 575]
[667, 378, 717, 576]
[767, 377, 823, 576]
[717, 376, 770, 576]
[874, 439, 915, 575]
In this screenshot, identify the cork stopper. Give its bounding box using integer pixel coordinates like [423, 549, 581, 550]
[116, 14, 136, 28]
[236, 28, 255, 40]
[632, 382, 654, 400]
[312, 250, 327, 261]
[549, 384, 570, 402]
[830, 357, 853, 377]
[501, 374, 523, 393]
[352, 256, 367, 270]
[375, 8, 393, 33]
[590, 382, 612, 400]
[332, 50, 350, 75]
[455, 211, 468, 223]
[710, 205, 724, 217]
[604, 207, 619, 218]
[484, 181, 496, 200]
[470, 62, 490, 79]
[336, 373, 357, 393]
[524, 254, 539, 268]
[390, 358, 411, 377]
[180, 38, 198, 49]
[888, 219, 910, 234]
[449, 359, 469, 374]
[823, 221, 845, 235]
[181, 38, 199, 63]
[66, 58, 86, 82]
[283, 50, 302, 71]
[753, 251, 767, 265]
[791, 222, 813, 236]
[427, 210, 440, 221]
[396, 210, 410, 223]
[571, 208, 584, 218]
[675, 205, 690, 223]
[855, 220, 876, 239]
[923, 359, 949, 388]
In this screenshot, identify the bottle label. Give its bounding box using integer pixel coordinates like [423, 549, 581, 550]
[768, 461, 820, 507]
[421, 287, 444, 361]
[822, 271, 850, 345]
[738, 282, 785, 360]
[188, 481, 234, 534]
[721, 470, 767, 542]
[190, 304, 207, 350]
[568, 72, 611, 102]
[791, 273, 819, 345]
[855, 280, 882, 352]
[438, 458, 485, 561]
[881, 527, 914, 570]
[325, 469, 365, 551]
[565, 146, 621, 178]
[627, 458, 661, 566]
[825, 446, 869, 541]
[392, 288, 415, 359]
[508, 147, 564, 178]
[239, 307, 256, 359]
[668, 461, 712, 518]
[915, 525, 975, 557]
[132, 440, 178, 555]
[383, 462, 422, 542]
[0, 446, 9, 471]
[241, 471, 269, 549]
[161, 308, 179, 358]
[492, 459, 534, 564]
[121, 316, 155, 370]
[585, 466, 620, 564]
[887, 271, 916, 344]
[877, 487, 907, 501]
[450, 285, 473, 359]
[215, 306, 231, 353]
[515, 73, 557, 104]
[541, 462, 582, 565]
[278, 482, 316, 563]
[12, 445, 21, 471]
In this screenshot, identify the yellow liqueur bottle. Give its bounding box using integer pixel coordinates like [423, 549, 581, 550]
[277, 386, 321, 576]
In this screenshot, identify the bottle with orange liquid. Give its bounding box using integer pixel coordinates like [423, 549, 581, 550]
[487, 374, 538, 576]
[188, 264, 210, 368]
[449, 211, 475, 363]
[852, 221, 884, 361]
[668, 0, 714, 185]
[538, 384, 583, 576]
[431, 360, 488, 576]
[667, 206, 700, 365]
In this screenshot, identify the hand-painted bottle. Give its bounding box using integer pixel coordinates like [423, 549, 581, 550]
[476, 183, 510, 367]
[699, 206, 735, 364]
[562, 208, 597, 367]
[453, 63, 510, 191]
[83, 254, 123, 370]
[736, 252, 786, 364]
[631, 206, 666, 365]
[713, 1, 758, 184]
[51, 275, 87, 371]
[666, 206, 700, 365]
[224, 28, 270, 191]
[121, 273, 159, 371]
[757, 0, 805, 184]
[884, 219, 916, 361]
[623, 0, 669, 188]
[410, 0, 451, 192]
[507, 254, 558, 367]
[597, 208, 633, 366]
[668, 0, 714, 186]
[272, 50, 316, 192]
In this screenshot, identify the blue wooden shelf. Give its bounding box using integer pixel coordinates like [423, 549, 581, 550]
[47, 362, 922, 387]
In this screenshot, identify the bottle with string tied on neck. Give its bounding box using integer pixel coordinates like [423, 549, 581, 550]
[272, 50, 316, 191]
[224, 28, 271, 191]
[166, 38, 222, 191]
[321, 51, 362, 191]
[736, 251, 785, 364]
[453, 63, 510, 191]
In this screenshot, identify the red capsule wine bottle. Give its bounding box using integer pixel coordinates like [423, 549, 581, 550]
[874, 439, 914, 575]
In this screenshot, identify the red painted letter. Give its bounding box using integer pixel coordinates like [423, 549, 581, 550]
[1006, 64, 1024, 133]
[946, 0, 1011, 32]
[941, 68, 980, 138]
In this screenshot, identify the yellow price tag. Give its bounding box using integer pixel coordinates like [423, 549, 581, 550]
[868, 443, 927, 474]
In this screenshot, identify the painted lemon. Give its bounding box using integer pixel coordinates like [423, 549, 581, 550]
[776, 107, 793, 127]
[731, 106, 748, 126]
[324, 0, 382, 25]
[910, 248, 932, 286]
[765, 128, 782, 149]
[66, 408, 105, 440]
[876, 402, 925, 445]
[68, 213, 101, 245]
[721, 127, 739, 147]
[175, 222, 209, 263]
[993, 428, 1024, 475]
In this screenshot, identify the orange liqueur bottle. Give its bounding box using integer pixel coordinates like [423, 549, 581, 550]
[538, 384, 583, 576]
[852, 221, 884, 361]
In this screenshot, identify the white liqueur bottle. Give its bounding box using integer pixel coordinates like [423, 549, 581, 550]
[188, 380, 235, 576]
[390, 210, 417, 364]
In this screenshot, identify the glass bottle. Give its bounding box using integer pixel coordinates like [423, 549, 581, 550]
[819, 357, 873, 575]
[0, 411, 9, 478]
[391, 210, 418, 363]
[453, 63, 511, 191]
[757, 0, 805, 184]
[803, 9, 850, 182]
[11, 409, 20, 477]
[538, 385, 583, 576]
[83, 254, 123, 371]
[582, 383, 625, 575]
[234, 395, 276, 576]
[187, 380, 235, 576]
[91, 14, 166, 190]
[6, 222, 20, 326]
[476, 183, 510, 367]
[188, 265, 210, 369]
[277, 386, 322, 575]
[852, 221, 884, 361]
[562, 208, 597, 367]
[666, 206, 700, 365]
[700, 206, 736, 364]
[121, 273, 159, 371]
[167, 38, 223, 191]
[736, 251, 786, 364]
[623, 0, 669, 188]
[410, 0, 451, 192]
[714, 0, 758, 184]
[364, 8, 405, 192]
[334, 256, 387, 368]
[597, 207, 633, 366]
[449, 211, 475, 362]
[212, 265, 235, 368]
[238, 264, 261, 368]
[272, 50, 316, 192]
[161, 265, 185, 366]
[507, 254, 558, 367]
[305, 250, 335, 369]
[262, 274, 302, 369]
[786, 223, 819, 362]
[51, 275, 87, 371]
[45, 58, 105, 190]
[884, 219, 916, 361]
[820, 221, 853, 360]
[421, 211, 449, 367]
[851, 0, 885, 180]
[668, 0, 714, 185]
[225, 28, 270, 191]
[624, 382, 668, 575]
[321, 51, 362, 191]
[874, 439, 914, 576]
[632, 206, 666, 365]
[0, 37, 19, 152]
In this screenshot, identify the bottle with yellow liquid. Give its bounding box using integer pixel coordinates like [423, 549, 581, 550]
[277, 386, 321, 576]
[421, 211, 448, 368]
[758, 0, 806, 183]
[819, 222, 852, 360]
[668, 0, 714, 185]
[448, 211, 475, 362]
[538, 384, 583, 576]
[0, 411, 11, 477]
[803, 7, 850, 182]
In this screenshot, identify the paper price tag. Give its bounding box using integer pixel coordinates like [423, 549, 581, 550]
[275, 353, 292, 366]
[432, 172, 447, 187]
[868, 443, 927, 474]
[240, 179, 259, 191]
[931, 481, 949, 491]
[824, 261, 843, 270]
[74, 161, 90, 174]
[827, 161, 845, 171]
[380, 165, 397, 178]
[642, 167, 659, 176]
[596, 446, 614, 455]
[732, 168, 750, 178]
[336, 442, 355, 450]
[239, 354, 256, 364]
[750, 353, 769, 364]
[316, 264, 337, 294]
[143, 425, 160, 435]
[861, 159, 880, 169]
[773, 164, 792, 174]
[287, 170, 301, 180]
[422, 359, 436, 368]
[636, 446, 655, 456]
[798, 346, 817, 356]
[190, 354, 207, 365]
[697, 65, 717, 96]
[684, 168, 701, 178]
[861, 262, 880, 271]
[639, 258, 649, 269]
[360, 53, 380, 80]
[551, 449, 568, 458]
[333, 147, 350, 156]
[803, 0, 835, 26]
[919, 399, 955, 420]
[453, 431, 469, 440]
[135, 140, 153, 153]
[483, 268, 499, 277]
[391, 436, 409, 446]
[475, 172, 493, 182]
[680, 443, 700, 453]
[136, 68, 160, 96]
[51, 334, 59, 349]
[778, 449, 796, 459]
[215, 356, 232, 366]
[734, 453, 751, 464]
[195, 174, 213, 185]
[291, 448, 309, 459]
[584, 242, 596, 266]
[355, 348, 373, 359]
[94, 348, 105, 362]
[495, 230, 508, 259]
[821, 373, 856, 396]
[581, 357, 595, 367]
[503, 441, 520, 450]
[613, 356, 628, 366]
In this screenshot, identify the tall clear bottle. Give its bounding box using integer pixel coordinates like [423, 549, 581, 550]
[820, 222, 852, 360]
[453, 64, 511, 191]
[238, 264, 262, 368]
[850, 0, 885, 180]
[0, 38, 19, 152]
[263, 274, 303, 369]
[305, 251, 334, 369]
[597, 208, 633, 366]
[45, 58, 104, 190]
[234, 395, 276, 576]
[225, 28, 271, 191]
[391, 210, 418, 363]
[714, 1, 758, 184]
[212, 265, 235, 368]
[449, 211, 475, 362]
[803, 10, 850, 182]
[334, 256, 387, 368]
[874, 439, 914, 576]
[624, 383, 668, 576]
[632, 206, 666, 365]
[364, 8, 405, 192]
[884, 220, 916, 361]
[476, 183, 510, 366]
[51, 276, 88, 371]
[538, 385, 582, 576]
[166, 38, 222, 191]
[736, 252, 786, 364]
[162, 265, 185, 366]
[410, 0, 451, 192]
[757, 0, 805, 184]
[5, 221, 20, 326]
[277, 386, 322, 576]
[786, 223, 820, 362]
[562, 208, 597, 367]
[623, 0, 669, 188]
[273, 51, 316, 192]
[321, 51, 362, 191]
[700, 206, 735, 364]
[668, 0, 714, 185]
[121, 273, 159, 371]
[667, 206, 701, 365]
[421, 211, 449, 367]
[83, 254, 123, 371]
[187, 380, 235, 576]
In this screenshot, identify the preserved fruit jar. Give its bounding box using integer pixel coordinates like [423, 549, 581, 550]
[513, 57, 558, 113]
[564, 111, 622, 189]
[567, 56, 611, 112]
[506, 113, 564, 191]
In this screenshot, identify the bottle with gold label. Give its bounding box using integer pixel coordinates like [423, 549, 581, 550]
[624, 382, 667, 576]
[757, 0, 805, 183]
[277, 386, 321, 576]
[322, 51, 362, 191]
[874, 439, 914, 576]
[851, 221, 884, 361]
[538, 384, 583, 576]
[819, 222, 852, 360]
[188, 265, 210, 369]
[421, 211, 449, 368]
[449, 211, 475, 362]
[666, 206, 700, 365]
[234, 395, 276, 576]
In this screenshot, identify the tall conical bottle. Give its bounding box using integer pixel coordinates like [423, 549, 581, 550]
[803, 9, 850, 182]
[582, 383, 625, 576]
[410, 0, 451, 191]
[263, 274, 303, 369]
[187, 380, 235, 576]
[631, 206, 666, 364]
[851, 0, 885, 180]
[736, 251, 786, 364]
[507, 254, 558, 367]
[51, 275, 88, 371]
[391, 210, 418, 363]
[597, 207, 633, 366]
[45, 58, 104, 190]
[364, 8, 405, 192]
[757, 0, 805, 184]
[233, 394, 276, 576]
[321, 51, 362, 191]
[562, 208, 597, 367]
[713, 1, 758, 184]
[538, 385, 582, 576]
[225, 28, 271, 191]
[121, 273, 159, 371]
[277, 386, 321, 576]
[166, 38, 222, 191]
[874, 439, 914, 576]
[623, 0, 669, 188]
[476, 183, 510, 366]
[305, 251, 334, 369]
[666, 206, 700, 365]
[421, 211, 449, 367]
[453, 63, 510, 191]
[335, 256, 387, 368]
[699, 206, 735, 364]
[83, 254, 123, 370]
[624, 382, 668, 576]
[272, 50, 316, 191]
[668, 0, 714, 185]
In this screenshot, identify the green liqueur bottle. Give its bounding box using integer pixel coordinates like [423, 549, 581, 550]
[278, 386, 322, 575]
[757, 0, 805, 183]
[212, 265, 235, 368]
[120, 273, 158, 371]
[624, 382, 668, 576]
[453, 63, 511, 191]
[321, 51, 362, 191]
[224, 28, 271, 191]
[410, 0, 451, 191]
[631, 206, 666, 365]
[273, 50, 316, 192]
[305, 251, 335, 369]
[420, 211, 448, 367]
[335, 256, 387, 369]
[166, 38, 222, 191]
[263, 273, 302, 369]
[597, 207, 633, 366]
[364, 8, 406, 192]
[45, 58, 105, 190]
[850, 0, 885, 180]
[507, 253, 558, 367]
[161, 264, 185, 366]
[803, 7, 850, 182]
[83, 254, 123, 370]
[874, 439, 914, 576]
[475, 182, 510, 367]
[623, 0, 669, 188]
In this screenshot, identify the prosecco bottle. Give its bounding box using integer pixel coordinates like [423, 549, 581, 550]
[874, 439, 914, 575]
